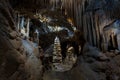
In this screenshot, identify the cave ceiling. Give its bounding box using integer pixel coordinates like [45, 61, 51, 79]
[9, 0, 120, 19]
[8, 0, 120, 30]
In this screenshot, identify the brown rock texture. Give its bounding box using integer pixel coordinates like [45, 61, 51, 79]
[0, 1, 43, 80]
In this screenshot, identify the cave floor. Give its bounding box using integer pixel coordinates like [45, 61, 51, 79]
[52, 55, 77, 72]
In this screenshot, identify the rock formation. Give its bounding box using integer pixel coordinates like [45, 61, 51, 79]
[0, 0, 43, 80]
[0, 0, 25, 79]
[53, 36, 62, 63]
[1, 0, 120, 80]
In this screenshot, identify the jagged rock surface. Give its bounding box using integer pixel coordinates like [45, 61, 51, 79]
[0, 1, 43, 80]
[1, 0, 120, 80]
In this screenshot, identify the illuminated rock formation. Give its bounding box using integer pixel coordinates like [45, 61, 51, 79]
[53, 36, 62, 63]
[17, 16, 30, 38]
[65, 47, 77, 64]
[33, 29, 39, 44]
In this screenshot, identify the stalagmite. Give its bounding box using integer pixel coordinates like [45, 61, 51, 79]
[34, 29, 39, 44]
[65, 47, 77, 64]
[53, 36, 62, 63]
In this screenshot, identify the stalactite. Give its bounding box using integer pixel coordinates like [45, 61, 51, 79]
[90, 12, 96, 46]
[17, 13, 20, 31]
[20, 16, 24, 28]
[10, 0, 120, 51]
[83, 14, 87, 41]
[78, 5, 82, 30]
[95, 14, 100, 48]
[50, 0, 55, 10]
[58, 0, 118, 50]
[54, 0, 120, 51]
[46, 0, 118, 50]
[89, 13, 93, 44]
[87, 14, 91, 42]
[97, 16, 101, 48]
[86, 14, 89, 42]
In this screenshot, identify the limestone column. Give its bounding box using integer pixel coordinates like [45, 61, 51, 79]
[26, 18, 30, 38]
[53, 36, 62, 63]
[117, 34, 120, 50]
[20, 17, 24, 28]
[102, 32, 108, 52]
[17, 13, 20, 31]
[111, 32, 116, 49]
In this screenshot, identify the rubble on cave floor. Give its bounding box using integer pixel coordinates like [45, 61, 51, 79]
[52, 55, 77, 72]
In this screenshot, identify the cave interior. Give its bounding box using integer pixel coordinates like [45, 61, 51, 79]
[1, 0, 120, 80]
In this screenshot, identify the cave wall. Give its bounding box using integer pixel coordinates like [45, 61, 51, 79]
[0, 0, 25, 79]
[61, 0, 120, 51]
[9, 0, 120, 50]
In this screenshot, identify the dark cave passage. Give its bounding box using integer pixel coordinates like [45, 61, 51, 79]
[1, 0, 120, 80]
